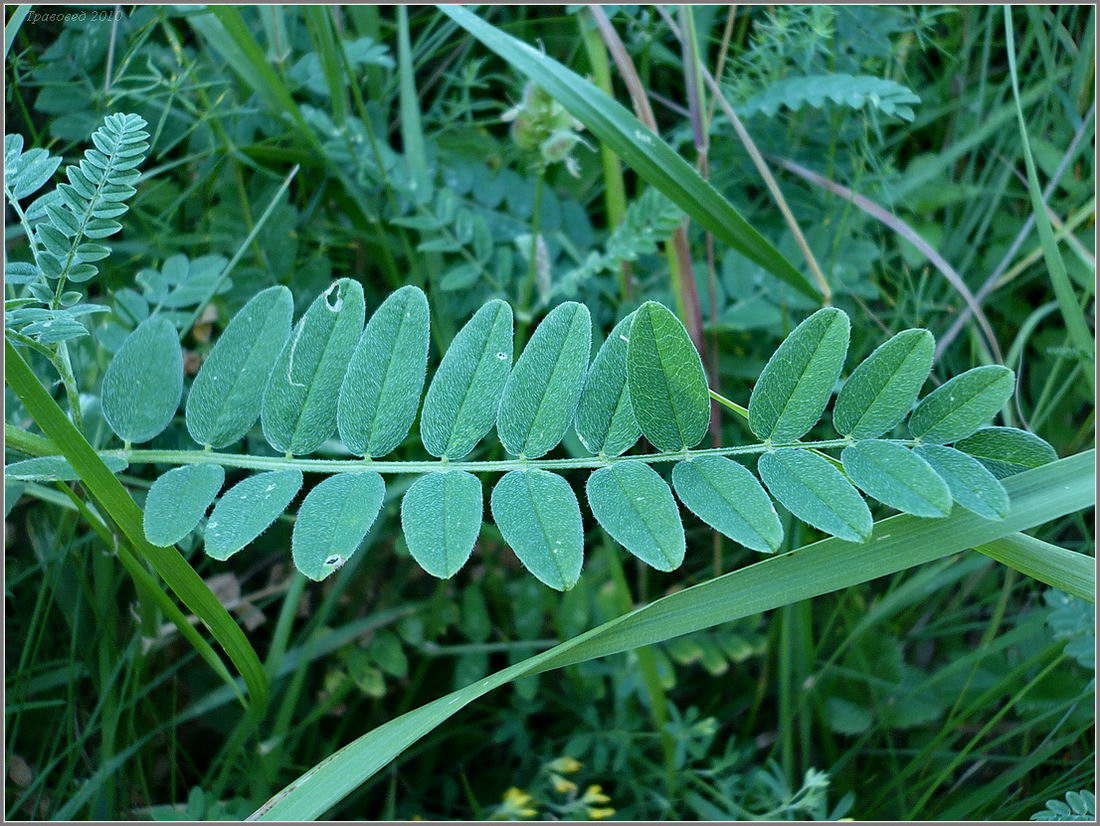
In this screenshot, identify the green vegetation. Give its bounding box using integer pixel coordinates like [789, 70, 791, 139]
[5, 5, 1094, 821]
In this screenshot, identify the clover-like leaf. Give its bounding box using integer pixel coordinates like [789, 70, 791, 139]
[954, 426, 1058, 478]
[914, 443, 1009, 520]
[908, 365, 1014, 444]
[401, 470, 483, 579]
[491, 469, 583, 590]
[144, 464, 225, 546]
[102, 316, 183, 444]
[841, 439, 952, 518]
[575, 313, 640, 457]
[833, 328, 933, 439]
[586, 460, 685, 571]
[672, 455, 782, 553]
[292, 472, 385, 581]
[758, 448, 872, 542]
[205, 469, 303, 561]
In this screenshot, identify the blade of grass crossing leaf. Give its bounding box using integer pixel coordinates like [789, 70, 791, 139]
[252, 451, 1094, 820]
[338, 285, 430, 458]
[303, 6, 348, 126]
[627, 301, 710, 450]
[491, 469, 584, 591]
[833, 328, 934, 439]
[437, 5, 816, 300]
[497, 301, 591, 458]
[586, 461, 685, 571]
[575, 313, 641, 457]
[5, 340, 268, 711]
[6, 454, 127, 481]
[4, 6, 30, 58]
[1004, 7, 1095, 388]
[841, 440, 952, 518]
[749, 307, 850, 442]
[292, 472, 385, 581]
[401, 471, 484, 579]
[672, 456, 783, 553]
[186, 285, 294, 448]
[397, 6, 430, 201]
[759, 448, 872, 542]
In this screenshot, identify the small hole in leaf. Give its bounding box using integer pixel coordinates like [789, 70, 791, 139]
[324, 554, 345, 568]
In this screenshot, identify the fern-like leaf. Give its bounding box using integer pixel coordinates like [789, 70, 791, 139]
[738, 74, 921, 121]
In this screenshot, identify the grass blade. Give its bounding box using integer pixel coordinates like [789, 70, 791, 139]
[252, 450, 1093, 820]
[974, 533, 1094, 602]
[438, 5, 817, 300]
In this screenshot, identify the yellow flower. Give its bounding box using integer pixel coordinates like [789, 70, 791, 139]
[503, 787, 534, 807]
[550, 773, 577, 795]
[547, 755, 583, 774]
[581, 785, 611, 805]
[586, 806, 616, 820]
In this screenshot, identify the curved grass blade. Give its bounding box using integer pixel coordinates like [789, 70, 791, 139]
[262, 279, 365, 455]
[421, 299, 513, 459]
[252, 451, 1094, 820]
[5, 340, 268, 711]
[292, 472, 385, 581]
[186, 285, 293, 448]
[841, 439, 952, 518]
[102, 317, 183, 444]
[401, 470, 483, 579]
[498, 302, 591, 458]
[955, 426, 1058, 479]
[144, 464, 225, 546]
[6, 454, 127, 482]
[672, 455, 782, 553]
[205, 469, 303, 561]
[491, 469, 584, 591]
[759, 447, 872, 542]
[575, 313, 640, 457]
[586, 460, 685, 571]
[438, 5, 817, 300]
[338, 286, 430, 458]
[915, 444, 1009, 520]
[908, 365, 1015, 444]
[833, 328, 934, 439]
[627, 301, 710, 451]
[975, 532, 1095, 602]
[749, 307, 850, 442]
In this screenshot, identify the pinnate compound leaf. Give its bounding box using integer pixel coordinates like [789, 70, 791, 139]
[672, 455, 782, 553]
[955, 426, 1058, 479]
[186, 286, 293, 448]
[401, 470, 483, 579]
[833, 328, 933, 438]
[575, 313, 640, 457]
[205, 470, 303, 561]
[491, 469, 583, 591]
[102, 316, 183, 443]
[907, 365, 1014, 444]
[497, 301, 591, 458]
[292, 472, 385, 581]
[586, 460, 685, 571]
[262, 279, 365, 455]
[6, 454, 127, 482]
[759, 448, 872, 542]
[338, 286, 430, 458]
[421, 299, 513, 459]
[627, 301, 710, 451]
[841, 440, 952, 518]
[749, 307, 850, 442]
[914, 444, 1009, 520]
[144, 464, 225, 546]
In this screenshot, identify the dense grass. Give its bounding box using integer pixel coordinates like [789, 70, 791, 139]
[4, 5, 1094, 821]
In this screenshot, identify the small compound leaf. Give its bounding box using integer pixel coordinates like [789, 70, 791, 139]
[262, 279, 365, 455]
[907, 365, 1014, 444]
[586, 460, 685, 571]
[627, 301, 710, 450]
[841, 439, 952, 518]
[143, 464, 225, 546]
[338, 286, 430, 458]
[497, 301, 591, 458]
[401, 470, 483, 579]
[5, 454, 127, 482]
[102, 317, 183, 443]
[292, 472, 385, 581]
[833, 328, 934, 439]
[914, 444, 1009, 520]
[421, 299, 513, 459]
[672, 455, 782, 553]
[749, 307, 850, 442]
[575, 313, 641, 457]
[954, 426, 1058, 479]
[186, 285, 293, 448]
[205, 469, 303, 561]
[758, 448, 872, 543]
[491, 469, 584, 590]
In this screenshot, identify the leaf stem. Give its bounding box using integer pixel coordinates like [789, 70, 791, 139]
[104, 437, 896, 475]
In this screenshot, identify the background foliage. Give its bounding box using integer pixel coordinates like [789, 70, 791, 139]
[4, 5, 1095, 821]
